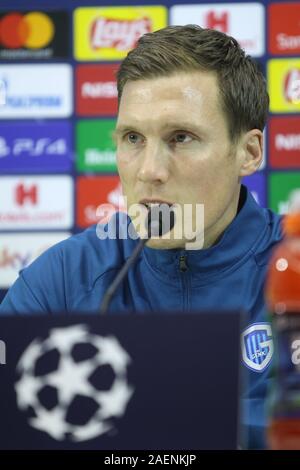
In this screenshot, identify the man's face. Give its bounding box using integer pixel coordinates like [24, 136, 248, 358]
[115, 71, 247, 249]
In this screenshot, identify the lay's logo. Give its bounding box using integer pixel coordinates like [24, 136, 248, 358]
[268, 59, 300, 113]
[90, 17, 152, 51]
[74, 6, 167, 61]
[0, 11, 69, 59]
[284, 69, 300, 104]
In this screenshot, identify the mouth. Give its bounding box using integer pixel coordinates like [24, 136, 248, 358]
[139, 199, 175, 210]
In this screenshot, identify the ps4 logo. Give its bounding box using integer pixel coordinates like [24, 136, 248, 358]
[0, 137, 67, 158]
[0, 340, 6, 365]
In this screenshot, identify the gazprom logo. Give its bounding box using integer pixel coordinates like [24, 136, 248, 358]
[241, 323, 274, 373]
[0, 79, 7, 106]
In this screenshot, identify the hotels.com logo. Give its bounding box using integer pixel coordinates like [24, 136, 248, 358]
[0, 176, 73, 230]
[90, 16, 152, 50]
[15, 183, 38, 206]
[170, 4, 264, 57]
[0, 12, 54, 49]
[205, 11, 229, 33]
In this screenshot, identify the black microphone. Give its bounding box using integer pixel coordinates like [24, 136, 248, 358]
[100, 205, 175, 313]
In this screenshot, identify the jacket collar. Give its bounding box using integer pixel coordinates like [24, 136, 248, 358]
[142, 185, 268, 282]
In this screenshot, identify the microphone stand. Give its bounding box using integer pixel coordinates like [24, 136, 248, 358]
[99, 237, 147, 314]
[100, 206, 175, 314]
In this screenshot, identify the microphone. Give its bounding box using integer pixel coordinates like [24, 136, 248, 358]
[100, 205, 175, 313]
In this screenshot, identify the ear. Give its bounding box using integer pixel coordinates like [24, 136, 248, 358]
[238, 129, 263, 177]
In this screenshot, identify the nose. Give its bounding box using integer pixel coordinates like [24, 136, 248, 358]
[137, 140, 169, 185]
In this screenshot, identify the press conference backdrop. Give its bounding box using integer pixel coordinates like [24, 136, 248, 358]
[0, 0, 299, 302]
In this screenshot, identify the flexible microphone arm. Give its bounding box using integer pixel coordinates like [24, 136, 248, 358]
[99, 236, 147, 314]
[100, 206, 175, 314]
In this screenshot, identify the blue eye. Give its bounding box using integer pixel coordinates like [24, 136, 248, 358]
[127, 133, 140, 144]
[173, 133, 192, 144]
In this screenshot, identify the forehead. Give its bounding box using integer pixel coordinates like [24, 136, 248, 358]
[117, 71, 224, 129]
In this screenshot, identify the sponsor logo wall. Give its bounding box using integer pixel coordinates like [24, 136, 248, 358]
[0, 121, 73, 173]
[170, 3, 265, 57]
[74, 6, 167, 60]
[0, 232, 71, 288]
[76, 175, 124, 228]
[0, 11, 69, 59]
[0, 175, 73, 230]
[0, 1, 299, 294]
[76, 64, 119, 116]
[0, 64, 73, 119]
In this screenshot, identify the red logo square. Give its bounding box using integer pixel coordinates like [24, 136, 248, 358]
[269, 3, 300, 55]
[76, 175, 124, 228]
[76, 64, 119, 116]
[269, 116, 300, 168]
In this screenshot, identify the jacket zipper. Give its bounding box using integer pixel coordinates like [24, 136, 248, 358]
[179, 255, 189, 310]
[179, 255, 188, 273]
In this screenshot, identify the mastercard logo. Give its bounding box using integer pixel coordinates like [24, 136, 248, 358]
[0, 12, 54, 49]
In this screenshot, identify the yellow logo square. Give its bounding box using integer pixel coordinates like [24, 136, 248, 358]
[268, 59, 300, 113]
[74, 6, 167, 61]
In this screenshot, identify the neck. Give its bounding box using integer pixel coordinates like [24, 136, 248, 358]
[201, 186, 242, 249]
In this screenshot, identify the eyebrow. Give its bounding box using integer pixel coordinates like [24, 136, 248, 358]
[114, 121, 208, 136]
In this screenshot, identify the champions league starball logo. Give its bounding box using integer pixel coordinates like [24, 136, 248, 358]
[14, 325, 134, 442]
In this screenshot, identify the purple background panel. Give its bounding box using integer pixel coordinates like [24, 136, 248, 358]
[243, 172, 266, 207]
[0, 121, 73, 173]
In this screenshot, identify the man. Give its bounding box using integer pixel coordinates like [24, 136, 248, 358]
[0, 25, 282, 448]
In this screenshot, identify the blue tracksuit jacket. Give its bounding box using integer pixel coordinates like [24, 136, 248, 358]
[0, 185, 283, 449]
